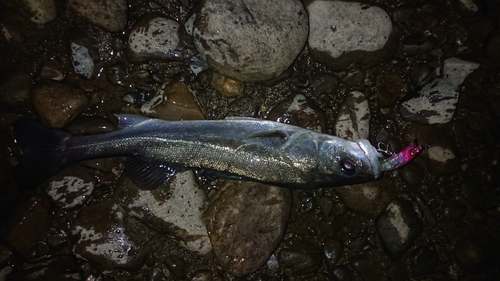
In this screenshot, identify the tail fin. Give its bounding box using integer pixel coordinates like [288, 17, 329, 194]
[13, 120, 71, 190]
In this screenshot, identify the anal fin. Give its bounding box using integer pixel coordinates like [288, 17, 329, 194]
[125, 158, 182, 190]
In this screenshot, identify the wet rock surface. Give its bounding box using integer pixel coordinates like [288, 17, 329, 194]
[188, 0, 308, 82]
[1, 0, 500, 280]
[206, 181, 291, 276]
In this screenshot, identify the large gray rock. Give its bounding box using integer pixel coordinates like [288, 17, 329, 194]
[186, 0, 308, 82]
[307, 1, 397, 70]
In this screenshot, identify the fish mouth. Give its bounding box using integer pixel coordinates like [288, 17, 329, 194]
[356, 139, 383, 180]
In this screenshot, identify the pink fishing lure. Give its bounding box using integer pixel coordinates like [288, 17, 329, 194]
[380, 141, 423, 171]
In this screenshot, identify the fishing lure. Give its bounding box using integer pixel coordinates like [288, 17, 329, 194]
[379, 140, 423, 172]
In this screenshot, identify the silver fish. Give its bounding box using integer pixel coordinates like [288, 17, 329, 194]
[14, 114, 385, 190]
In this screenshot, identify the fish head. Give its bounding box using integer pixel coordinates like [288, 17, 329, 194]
[317, 138, 382, 186]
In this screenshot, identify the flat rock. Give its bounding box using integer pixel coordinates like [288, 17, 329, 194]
[399, 57, 480, 124]
[68, 0, 127, 32]
[70, 199, 151, 271]
[206, 180, 291, 276]
[375, 198, 423, 259]
[44, 166, 95, 210]
[141, 81, 205, 120]
[187, 0, 308, 82]
[115, 171, 212, 255]
[334, 91, 371, 141]
[307, 1, 397, 70]
[31, 80, 89, 128]
[128, 14, 195, 62]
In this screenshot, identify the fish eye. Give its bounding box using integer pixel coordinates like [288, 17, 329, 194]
[340, 159, 356, 176]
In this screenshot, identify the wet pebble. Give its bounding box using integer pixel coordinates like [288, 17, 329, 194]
[323, 238, 343, 267]
[3, 196, 50, 259]
[399, 57, 480, 124]
[410, 246, 439, 276]
[116, 171, 212, 255]
[128, 14, 194, 62]
[310, 73, 340, 96]
[31, 80, 89, 128]
[328, 265, 351, 281]
[206, 181, 291, 276]
[141, 81, 205, 120]
[398, 162, 424, 190]
[45, 166, 95, 210]
[107, 64, 129, 87]
[350, 254, 382, 281]
[456, 0, 479, 16]
[68, 0, 127, 32]
[187, 0, 308, 82]
[334, 91, 370, 140]
[69, 38, 101, 79]
[376, 69, 407, 108]
[319, 196, 334, 217]
[375, 198, 423, 259]
[268, 93, 326, 132]
[210, 72, 245, 98]
[401, 33, 436, 57]
[164, 255, 188, 280]
[70, 199, 151, 271]
[319, 216, 339, 237]
[307, 1, 397, 70]
[341, 68, 365, 87]
[278, 242, 323, 275]
[334, 180, 397, 217]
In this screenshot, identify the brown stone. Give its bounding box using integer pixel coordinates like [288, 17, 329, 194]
[31, 80, 88, 128]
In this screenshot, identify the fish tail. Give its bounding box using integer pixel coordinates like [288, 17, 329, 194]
[13, 120, 71, 190]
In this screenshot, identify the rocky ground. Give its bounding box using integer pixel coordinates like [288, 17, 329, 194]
[1, 0, 499, 280]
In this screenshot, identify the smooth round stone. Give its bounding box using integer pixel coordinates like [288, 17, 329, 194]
[188, 0, 308, 82]
[375, 198, 423, 259]
[31, 80, 89, 128]
[334, 91, 370, 141]
[68, 116, 117, 135]
[128, 15, 195, 62]
[206, 180, 291, 276]
[68, 0, 127, 32]
[398, 162, 424, 190]
[328, 265, 351, 281]
[323, 238, 343, 267]
[307, 1, 397, 70]
[164, 255, 188, 280]
[45, 166, 96, 210]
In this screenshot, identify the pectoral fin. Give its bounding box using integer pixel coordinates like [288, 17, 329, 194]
[124, 158, 182, 190]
